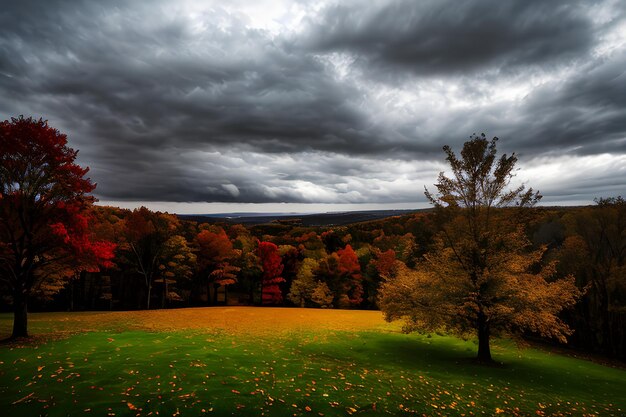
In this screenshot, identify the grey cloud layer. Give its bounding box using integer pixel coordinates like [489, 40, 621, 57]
[306, 0, 594, 77]
[0, 0, 624, 204]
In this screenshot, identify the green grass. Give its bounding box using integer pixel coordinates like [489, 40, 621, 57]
[1, 308, 625, 416]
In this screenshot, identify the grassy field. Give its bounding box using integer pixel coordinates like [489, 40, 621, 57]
[1, 308, 624, 416]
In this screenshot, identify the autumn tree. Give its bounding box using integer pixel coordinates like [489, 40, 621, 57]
[309, 245, 363, 308]
[157, 235, 196, 307]
[230, 225, 261, 304]
[373, 249, 398, 279]
[0, 116, 115, 338]
[256, 241, 285, 304]
[381, 134, 580, 362]
[288, 258, 319, 307]
[122, 207, 179, 309]
[195, 227, 239, 304]
[279, 244, 300, 300]
[362, 248, 398, 307]
[314, 252, 340, 305]
[336, 244, 363, 307]
[373, 232, 417, 265]
[296, 232, 327, 260]
[311, 281, 334, 308]
[33, 207, 117, 303]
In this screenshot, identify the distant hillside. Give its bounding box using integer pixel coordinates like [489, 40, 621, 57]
[178, 209, 428, 227]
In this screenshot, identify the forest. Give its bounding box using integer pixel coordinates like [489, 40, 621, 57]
[2, 198, 624, 361]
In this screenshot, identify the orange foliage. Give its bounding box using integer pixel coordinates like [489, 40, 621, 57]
[337, 244, 363, 306]
[196, 228, 235, 269]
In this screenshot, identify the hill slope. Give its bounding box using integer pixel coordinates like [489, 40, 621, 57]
[1, 307, 624, 416]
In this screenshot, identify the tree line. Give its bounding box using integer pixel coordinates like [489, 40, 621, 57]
[21, 204, 394, 312]
[1, 117, 625, 363]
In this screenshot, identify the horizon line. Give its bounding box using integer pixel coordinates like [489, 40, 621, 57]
[94, 199, 596, 215]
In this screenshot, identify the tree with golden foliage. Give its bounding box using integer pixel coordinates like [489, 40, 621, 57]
[380, 134, 581, 362]
[288, 258, 320, 307]
[311, 281, 334, 308]
[157, 235, 196, 307]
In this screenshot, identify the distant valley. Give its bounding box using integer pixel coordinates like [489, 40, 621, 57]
[178, 209, 427, 226]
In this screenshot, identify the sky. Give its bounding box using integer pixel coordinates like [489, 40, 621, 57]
[1, 0, 625, 214]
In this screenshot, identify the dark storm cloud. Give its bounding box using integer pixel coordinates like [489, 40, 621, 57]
[0, 0, 416, 203]
[428, 51, 626, 158]
[514, 54, 626, 156]
[0, 0, 396, 157]
[0, 0, 625, 205]
[305, 0, 595, 79]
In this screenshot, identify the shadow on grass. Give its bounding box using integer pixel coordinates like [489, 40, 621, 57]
[291, 331, 626, 406]
[0, 335, 36, 347]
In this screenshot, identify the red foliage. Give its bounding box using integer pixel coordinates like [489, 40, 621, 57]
[374, 249, 397, 278]
[0, 116, 115, 273]
[256, 241, 285, 304]
[0, 116, 116, 336]
[337, 244, 360, 277]
[86, 240, 117, 271]
[0, 116, 95, 199]
[124, 207, 157, 242]
[61, 207, 117, 272]
[336, 244, 363, 306]
[123, 207, 179, 245]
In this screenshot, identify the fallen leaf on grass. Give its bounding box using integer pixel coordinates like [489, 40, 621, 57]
[12, 392, 34, 404]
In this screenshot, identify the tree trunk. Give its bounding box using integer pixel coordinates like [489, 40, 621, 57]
[164, 279, 168, 309]
[477, 312, 492, 363]
[599, 283, 615, 357]
[161, 281, 166, 309]
[146, 279, 152, 310]
[213, 283, 219, 305]
[12, 291, 28, 338]
[69, 279, 75, 312]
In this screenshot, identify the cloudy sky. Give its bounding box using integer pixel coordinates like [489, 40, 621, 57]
[1, 0, 625, 213]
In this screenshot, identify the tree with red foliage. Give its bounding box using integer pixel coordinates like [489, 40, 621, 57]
[373, 249, 397, 278]
[256, 241, 285, 304]
[196, 227, 238, 304]
[35, 205, 117, 302]
[0, 116, 116, 338]
[336, 244, 363, 307]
